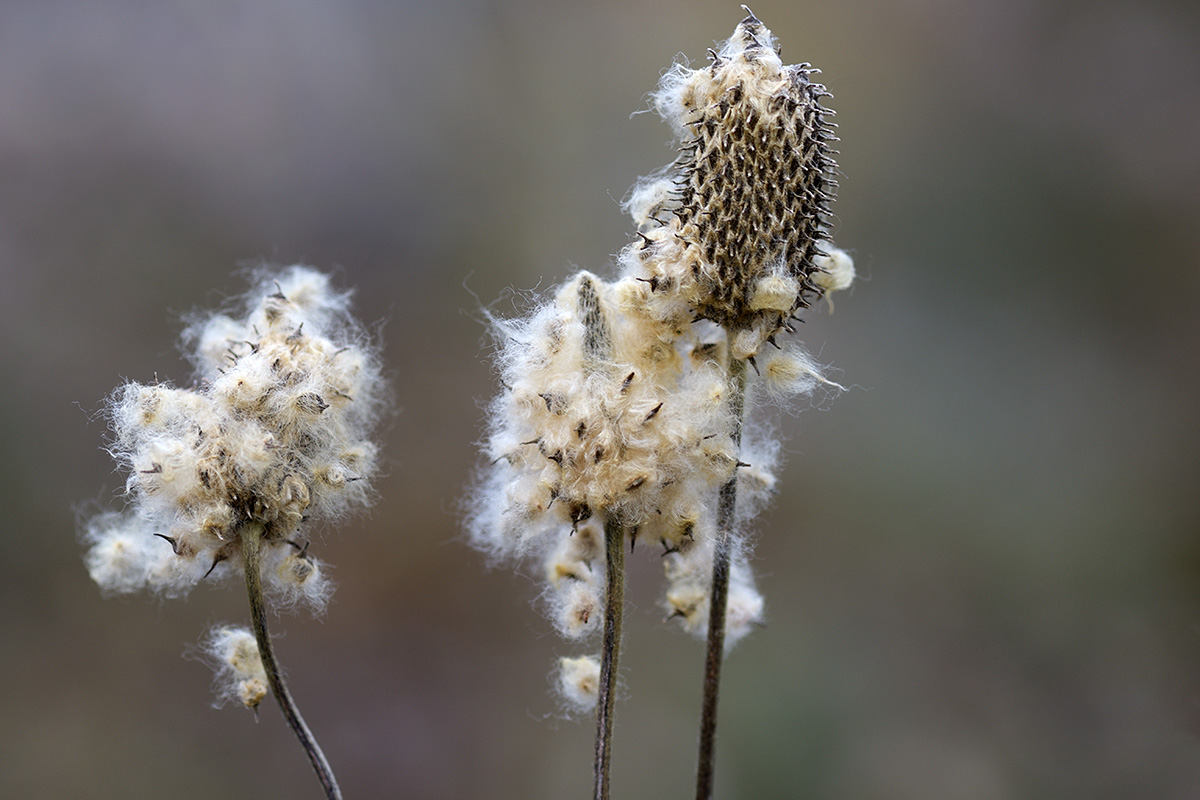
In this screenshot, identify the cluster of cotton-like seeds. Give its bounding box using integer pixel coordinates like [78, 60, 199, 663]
[204, 626, 270, 710]
[82, 266, 385, 612]
[471, 271, 747, 707]
[470, 13, 853, 710]
[474, 272, 737, 558]
[663, 535, 764, 649]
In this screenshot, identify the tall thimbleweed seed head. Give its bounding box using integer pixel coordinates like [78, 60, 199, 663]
[470, 271, 738, 560]
[623, 10, 853, 360]
[82, 266, 385, 608]
[468, 267, 750, 698]
[82, 266, 382, 799]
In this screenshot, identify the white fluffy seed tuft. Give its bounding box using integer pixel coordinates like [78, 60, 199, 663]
[663, 538, 764, 650]
[557, 655, 601, 712]
[82, 266, 386, 608]
[204, 626, 269, 709]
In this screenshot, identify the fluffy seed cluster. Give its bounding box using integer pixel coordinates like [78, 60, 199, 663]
[475, 272, 736, 555]
[469, 13, 853, 686]
[663, 537, 764, 649]
[471, 272, 745, 647]
[82, 266, 385, 609]
[204, 626, 270, 709]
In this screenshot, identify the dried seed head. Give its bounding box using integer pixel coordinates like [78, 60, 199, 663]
[467, 269, 746, 655]
[627, 12, 848, 357]
[469, 272, 737, 557]
[82, 266, 386, 607]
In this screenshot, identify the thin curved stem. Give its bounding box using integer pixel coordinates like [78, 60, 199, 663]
[241, 523, 343, 800]
[594, 515, 627, 800]
[696, 356, 748, 800]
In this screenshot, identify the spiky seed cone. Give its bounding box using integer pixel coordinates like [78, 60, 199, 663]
[672, 13, 837, 345]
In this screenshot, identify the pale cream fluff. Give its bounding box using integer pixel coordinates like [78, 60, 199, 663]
[83, 266, 385, 609]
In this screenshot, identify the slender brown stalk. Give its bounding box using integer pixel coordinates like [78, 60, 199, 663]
[696, 356, 748, 800]
[241, 523, 343, 800]
[594, 514, 627, 800]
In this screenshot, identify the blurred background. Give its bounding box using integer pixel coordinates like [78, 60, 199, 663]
[2, 0, 1198, 797]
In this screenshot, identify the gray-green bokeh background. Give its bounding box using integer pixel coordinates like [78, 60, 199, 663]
[3, 1, 1198, 797]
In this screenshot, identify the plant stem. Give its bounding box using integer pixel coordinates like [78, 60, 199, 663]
[241, 523, 343, 800]
[696, 356, 748, 800]
[594, 514, 627, 800]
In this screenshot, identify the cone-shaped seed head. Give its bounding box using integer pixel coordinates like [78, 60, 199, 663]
[640, 13, 839, 354]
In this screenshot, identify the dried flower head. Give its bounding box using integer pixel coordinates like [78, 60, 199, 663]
[623, 10, 851, 359]
[469, 271, 737, 559]
[82, 266, 385, 608]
